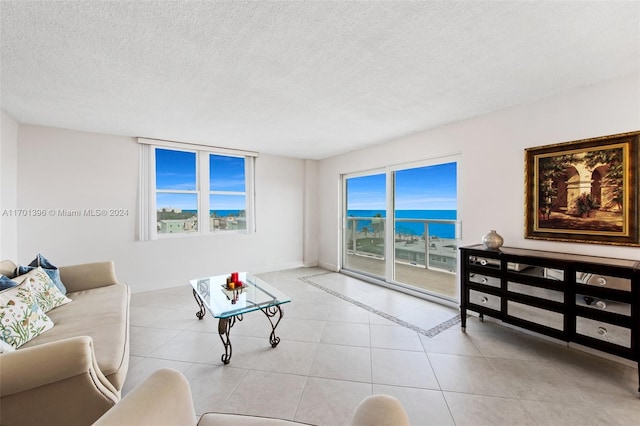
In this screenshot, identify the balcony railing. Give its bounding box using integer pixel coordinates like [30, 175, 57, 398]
[345, 216, 458, 273]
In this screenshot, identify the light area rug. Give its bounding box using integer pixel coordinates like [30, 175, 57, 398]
[300, 271, 460, 338]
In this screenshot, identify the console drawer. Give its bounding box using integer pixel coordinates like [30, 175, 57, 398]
[469, 272, 500, 288]
[508, 282, 564, 303]
[507, 301, 564, 330]
[576, 294, 631, 316]
[469, 289, 501, 312]
[576, 272, 631, 292]
[469, 256, 501, 270]
[576, 316, 631, 348]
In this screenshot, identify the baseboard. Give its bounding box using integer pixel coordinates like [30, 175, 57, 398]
[318, 261, 338, 272]
[252, 261, 305, 274]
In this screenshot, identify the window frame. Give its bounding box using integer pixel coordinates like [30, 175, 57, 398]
[156, 147, 200, 235]
[138, 138, 257, 240]
[208, 153, 250, 232]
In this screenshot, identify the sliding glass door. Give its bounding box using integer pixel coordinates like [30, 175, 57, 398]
[343, 172, 387, 279]
[393, 162, 458, 299]
[342, 159, 459, 300]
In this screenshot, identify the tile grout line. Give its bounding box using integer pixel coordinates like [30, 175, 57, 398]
[299, 272, 461, 338]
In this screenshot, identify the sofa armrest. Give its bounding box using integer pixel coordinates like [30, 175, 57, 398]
[93, 368, 198, 426]
[0, 336, 120, 426]
[59, 261, 119, 292]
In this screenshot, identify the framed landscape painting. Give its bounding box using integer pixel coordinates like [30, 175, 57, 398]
[524, 131, 640, 246]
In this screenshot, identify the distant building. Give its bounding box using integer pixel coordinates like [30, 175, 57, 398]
[210, 217, 226, 230]
[209, 216, 247, 231]
[394, 236, 457, 273]
[226, 216, 246, 230]
[159, 218, 196, 233]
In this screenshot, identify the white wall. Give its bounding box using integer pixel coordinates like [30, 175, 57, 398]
[303, 159, 319, 266]
[16, 125, 306, 293]
[0, 111, 19, 261]
[317, 74, 640, 271]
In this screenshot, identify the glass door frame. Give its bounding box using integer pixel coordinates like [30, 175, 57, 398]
[341, 154, 462, 302]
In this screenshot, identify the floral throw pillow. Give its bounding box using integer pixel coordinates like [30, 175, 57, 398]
[0, 283, 54, 348]
[13, 267, 72, 312]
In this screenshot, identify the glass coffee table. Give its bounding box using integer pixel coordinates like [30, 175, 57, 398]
[190, 272, 291, 364]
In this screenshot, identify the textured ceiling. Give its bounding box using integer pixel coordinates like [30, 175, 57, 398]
[1, 1, 639, 159]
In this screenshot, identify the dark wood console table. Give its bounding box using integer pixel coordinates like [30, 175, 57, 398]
[459, 245, 640, 392]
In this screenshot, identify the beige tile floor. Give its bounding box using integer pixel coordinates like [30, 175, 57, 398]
[125, 268, 640, 426]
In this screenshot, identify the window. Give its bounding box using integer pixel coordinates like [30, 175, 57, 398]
[156, 149, 199, 234]
[138, 138, 256, 240]
[209, 154, 247, 231]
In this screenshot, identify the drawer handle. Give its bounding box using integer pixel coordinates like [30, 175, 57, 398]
[481, 277, 488, 284]
[480, 259, 488, 266]
[597, 327, 607, 336]
[595, 277, 607, 286]
[481, 296, 489, 304]
[595, 300, 607, 310]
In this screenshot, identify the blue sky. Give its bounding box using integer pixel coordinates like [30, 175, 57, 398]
[156, 149, 196, 191]
[156, 150, 457, 212]
[156, 149, 246, 211]
[347, 162, 457, 211]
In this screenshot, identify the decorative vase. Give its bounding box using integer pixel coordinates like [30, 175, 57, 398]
[482, 230, 504, 250]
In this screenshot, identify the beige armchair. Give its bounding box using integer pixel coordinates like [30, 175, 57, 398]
[1, 336, 119, 426]
[93, 368, 410, 426]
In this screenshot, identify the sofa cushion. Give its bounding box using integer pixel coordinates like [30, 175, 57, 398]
[18, 253, 67, 295]
[0, 275, 19, 290]
[13, 267, 72, 313]
[20, 283, 130, 389]
[0, 282, 55, 348]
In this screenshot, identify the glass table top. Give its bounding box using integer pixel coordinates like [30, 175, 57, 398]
[190, 272, 291, 318]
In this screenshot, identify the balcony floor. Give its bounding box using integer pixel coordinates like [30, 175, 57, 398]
[345, 253, 458, 299]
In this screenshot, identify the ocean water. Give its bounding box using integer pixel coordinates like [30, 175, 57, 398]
[210, 210, 244, 217]
[347, 210, 457, 239]
[182, 209, 455, 238]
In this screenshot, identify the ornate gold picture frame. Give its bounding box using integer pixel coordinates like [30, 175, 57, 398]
[525, 131, 639, 246]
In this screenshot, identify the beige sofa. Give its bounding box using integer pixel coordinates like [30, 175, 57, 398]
[93, 368, 410, 426]
[0, 259, 130, 426]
